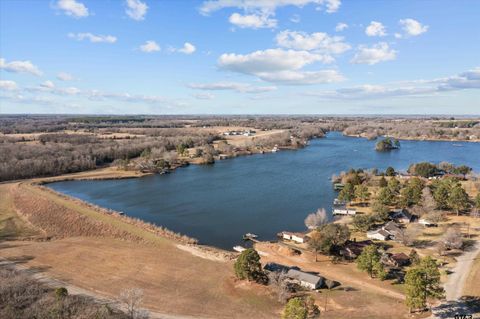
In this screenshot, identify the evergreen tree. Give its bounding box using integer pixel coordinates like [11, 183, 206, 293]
[377, 187, 395, 206]
[379, 176, 388, 187]
[405, 256, 444, 312]
[448, 184, 470, 215]
[356, 245, 385, 279]
[385, 166, 396, 176]
[338, 182, 355, 202]
[354, 184, 370, 203]
[234, 249, 263, 282]
[282, 298, 308, 319]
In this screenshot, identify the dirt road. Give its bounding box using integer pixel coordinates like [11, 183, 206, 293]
[444, 242, 480, 300]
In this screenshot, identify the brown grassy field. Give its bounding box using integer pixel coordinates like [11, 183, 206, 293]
[0, 181, 280, 319]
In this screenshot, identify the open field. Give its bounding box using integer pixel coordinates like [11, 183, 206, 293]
[0, 181, 280, 319]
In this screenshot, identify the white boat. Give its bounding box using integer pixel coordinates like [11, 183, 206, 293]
[243, 233, 258, 240]
[233, 246, 246, 252]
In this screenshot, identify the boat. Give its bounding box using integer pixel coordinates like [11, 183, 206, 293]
[233, 246, 246, 252]
[243, 233, 258, 240]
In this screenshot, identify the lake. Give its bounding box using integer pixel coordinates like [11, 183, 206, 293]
[49, 132, 480, 250]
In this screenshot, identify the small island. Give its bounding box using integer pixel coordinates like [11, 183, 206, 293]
[375, 137, 400, 151]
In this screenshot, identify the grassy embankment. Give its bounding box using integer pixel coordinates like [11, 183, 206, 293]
[0, 173, 280, 319]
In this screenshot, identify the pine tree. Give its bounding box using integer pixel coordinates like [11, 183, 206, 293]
[282, 298, 308, 319]
[234, 248, 263, 282]
[356, 245, 385, 279]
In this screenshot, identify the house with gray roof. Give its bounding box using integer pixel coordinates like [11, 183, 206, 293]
[286, 269, 325, 290]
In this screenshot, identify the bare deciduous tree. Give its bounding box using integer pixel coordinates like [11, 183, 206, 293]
[397, 224, 422, 247]
[304, 208, 329, 230]
[442, 227, 463, 250]
[118, 288, 149, 319]
[267, 271, 290, 303]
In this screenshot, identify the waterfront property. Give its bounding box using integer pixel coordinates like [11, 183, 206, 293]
[286, 269, 325, 290]
[48, 132, 480, 250]
[281, 231, 309, 244]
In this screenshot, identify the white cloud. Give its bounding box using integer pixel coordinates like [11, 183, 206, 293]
[365, 21, 387, 37]
[125, 0, 148, 21]
[193, 92, 215, 100]
[218, 49, 343, 84]
[0, 80, 18, 91]
[57, 72, 75, 81]
[40, 80, 55, 89]
[200, 0, 341, 15]
[178, 42, 196, 54]
[68, 32, 117, 43]
[257, 69, 344, 85]
[335, 22, 348, 32]
[139, 41, 161, 53]
[399, 18, 428, 37]
[0, 58, 42, 76]
[188, 82, 277, 93]
[304, 67, 480, 100]
[56, 0, 89, 18]
[229, 12, 277, 29]
[351, 42, 396, 65]
[276, 30, 350, 55]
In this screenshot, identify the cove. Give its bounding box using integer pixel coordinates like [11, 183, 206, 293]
[48, 132, 480, 250]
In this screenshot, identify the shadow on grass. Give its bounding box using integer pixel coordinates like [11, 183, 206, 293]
[432, 296, 480, 318]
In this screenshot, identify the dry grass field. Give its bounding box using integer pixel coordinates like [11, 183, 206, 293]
[0, 181, 280, 319]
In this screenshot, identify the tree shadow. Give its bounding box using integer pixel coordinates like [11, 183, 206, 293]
[432, 296, 480, 318]
[413, 239, 435, 249]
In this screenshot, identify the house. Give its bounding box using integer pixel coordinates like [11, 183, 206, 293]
[389, 209, 415, 223]
[367, 229, 390, 241]
[333, 183, 344, 191]
[280, 231, 309, 244]
[332, 204, 357, 215]
[383, 221, 402, 240]
[286, 269, 325, 290]
[263, 262, 291, 273]
[419, 218, 437, 227]
[340, 239, 373, 259]
[381, 253, 411, 267]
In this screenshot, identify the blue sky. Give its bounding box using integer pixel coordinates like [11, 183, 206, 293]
[0, 0, 479, 115]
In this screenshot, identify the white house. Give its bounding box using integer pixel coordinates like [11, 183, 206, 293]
[286, 269, 325, 290]
[281, 231, 308, 244]
[332, 204, 357, 215]
[367, 229, 390, 241]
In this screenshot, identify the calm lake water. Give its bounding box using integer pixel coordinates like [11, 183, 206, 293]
[49, 132, 480, 250]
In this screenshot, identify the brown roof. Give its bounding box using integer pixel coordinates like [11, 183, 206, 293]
[391, 253, 410, 262]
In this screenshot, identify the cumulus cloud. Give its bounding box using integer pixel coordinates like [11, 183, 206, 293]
[218, 48, 343, 84]
[188, 82, 277, 93]
[0, 58, 42, 76]
[125, 0, 148, 21]
[0, 80, 18, 91]
[399, 18, 428, 37]
[139, 40, 160, 53]
[305, 67, 480, 100]
[229, 12, 277, 29]
[365, 21, 387, 37]
[335, 22, 348, 32]
[351, 42, 396, 65]
[276, 30, 350, 55]
[200, 0, 341, 15]
[178, 42, 196, 54]
[57, 72, 75, 81]
[56, 0, 89, 18]
[68, 32, 117, 43]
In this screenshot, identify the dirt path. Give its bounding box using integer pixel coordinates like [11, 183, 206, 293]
[0, 258, 204, 319]
[430, 242, 480, 319]
[444, 242, 480, 300]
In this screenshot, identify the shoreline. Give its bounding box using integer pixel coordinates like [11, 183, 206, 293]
[343, 132, 480, 143]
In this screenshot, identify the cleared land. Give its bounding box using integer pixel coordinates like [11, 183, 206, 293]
[0, 181, 280, 319]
